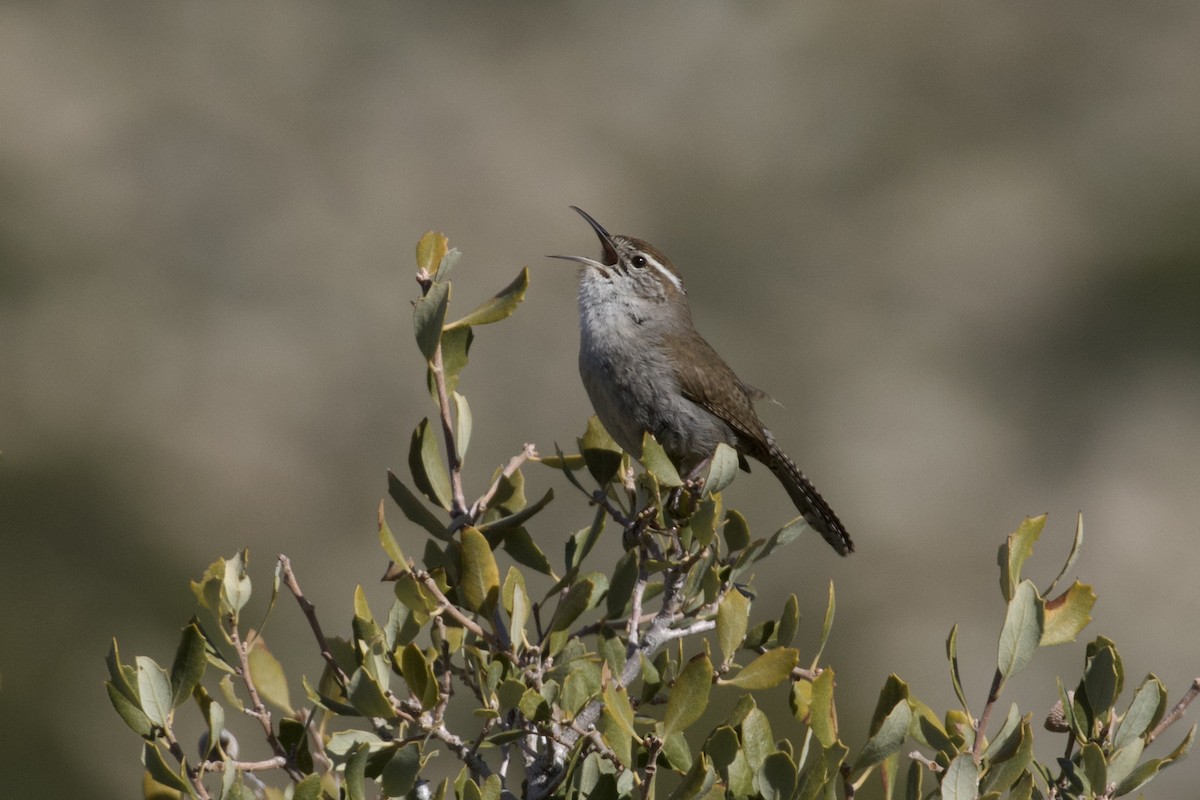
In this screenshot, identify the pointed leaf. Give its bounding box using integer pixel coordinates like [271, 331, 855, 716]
[416, 231, 448, 276]
[247, 639, 292, 715]
[453, 391, 472, 461]
[460, 526, 500, 614]
[414, 279, 450, 362]
[510, 581, 530, 646]
[704, 443, 739, 496]
[756, 515, 807, 562]
[854, 676, 912, 769]
[723, 509, 751, 552]
[387, 470, 450, 541]
[136, 657, 174, 729]
[502, 527, 555, 577]
[222, 550, 252, 615]
[409, 418, 452, 510]
[946, 624, 971, 714]
[777, 593, 800, 648]
[170, 624, 207, 709]
[810, 668, 838, 748]
[1044, 511, 1084, 596]
[811, 581, 836, 670]
[377, 500, 409, 572]
[107, 681, 153, 738]
[1114, 675, 1167, 750]
[716, 588, 750, 667]
[399, 643, 438, 709]
[445, 267, 529, 330]
[142, 742, 190, 793]
[438, 325, 474, 395]
[1083, 643, 1118, 716]
[606, 548, 640, 619]
[1040, 580, 1095, 646]
[663, 653, 713, 737]
[999, 515, 1045, 602]
[939, 753, 980, 800]
[640, 432, 683, 487]
[722, 647, 798, 690]
[997, 580, 1043, 680]
[757, 751, 797, 800]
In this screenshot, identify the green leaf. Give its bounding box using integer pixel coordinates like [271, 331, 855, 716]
[438, 325, 474, 395]
[756, 515, 807, 562]
[663, 653, 713, 737]
[1083, 643, 1119, 717]
[348, 665, 396, 718]
[136, 656, 173, 729]
[549, 574, 605, 632]
[809, 668, 838, 748]
[667, 753, 715, 800]
[377, 500, 408, 572]
[777, 593, 800, 648]
[292, 774, 322, 800]
[381, 744, 422, 799]
[416, 231, 448, 276]
[510, 581, 530, 647]
[723, 647, 798, 690]
[688, 495, 722, 549]
[460, 526, 500, 614]
[704, 443, 739, 496]
[107, 681, 153, 738]
[344, 742, 369, 800]
[602, 677, 638, 741]
[1080, 741, 1106, 795]
[789, 679, 812, 723]
[606, 548, 640, 619]
[723, 509, 751, 552]
[980, 716, 1032, 795]
[757, 751, 797, 800]
[222, 550, 252, 615]
[453, 391, 472, 461]
[716, 588, 750, 667]
[1105, 737, 1144, 791]
[247, 639, 293, 715]
[399, 643, 439, 710]
[142, 742, 190, 793]
[640, 432, 683, 487]
[580, 415, 623, 486]
[476, 488, 554, 535]
[740, 707, 774, 770]
[1114, 675, 1167, 750]
[502, 527, 556, 577]
[997, 580, 1043, 680]
[414, 279, 451, 362]
[811, 581, 836, 670]
[999, 515, 1045, 602]
[1044, 511, 1084, 596]
[409, 418, 453, 510]
[445, 267, 530, 330]
[946, 625, 970, 715]
[169, 624, 207, 709]
[940, 753, 980, 800]
[1040, 580, 1095, 646]
[853, 675, 911, 770]
[387, 470, 450, 541]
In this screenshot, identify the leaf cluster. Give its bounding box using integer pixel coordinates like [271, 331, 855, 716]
[107, 232, 1197, 800]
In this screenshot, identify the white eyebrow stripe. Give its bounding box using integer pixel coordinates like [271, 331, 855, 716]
[642, 253, 684, 292]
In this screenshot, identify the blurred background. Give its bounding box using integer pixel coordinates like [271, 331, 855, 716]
[2, 3, 1198, 797]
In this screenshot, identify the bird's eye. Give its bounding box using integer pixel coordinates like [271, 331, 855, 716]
[631, 255, 647, 268]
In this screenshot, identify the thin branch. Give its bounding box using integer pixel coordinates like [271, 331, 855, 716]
[229, 624, 304, 781]
[907, 751, 943, 773]
[1147, 677, 1200, 744]
[199, 756, 288, 773]
[415, 569, 512, 658]
[972, 668, 1004, 763]
[469, 444, 537, 520]
[161, 727, 212, 800]
[660, 619, 717, 642]
[278, 555, 350, 686]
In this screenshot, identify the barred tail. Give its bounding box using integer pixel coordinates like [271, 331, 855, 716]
[765, 444, 854, 556]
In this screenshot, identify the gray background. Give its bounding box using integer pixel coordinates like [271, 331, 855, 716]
[2, 3, 1198, 797]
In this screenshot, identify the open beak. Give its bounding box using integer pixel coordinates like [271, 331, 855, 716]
[547, 206, 620, 273]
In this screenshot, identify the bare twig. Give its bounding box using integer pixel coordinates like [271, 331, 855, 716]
[415, 569, 512, 659]
[199, 756, 289, 773]
[469, 444, 538, 520]
[229, 624, 304, 781]
[1147, 677, 1200, 744]
[277, 555, 350, 686]
[972, 668, 1004, 763]
[659, 618, 716, 642]
[161, 728, 212, 800]
[908, 751, 943, 773]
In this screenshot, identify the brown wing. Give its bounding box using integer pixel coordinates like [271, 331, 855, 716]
[664, 329, 773, 458]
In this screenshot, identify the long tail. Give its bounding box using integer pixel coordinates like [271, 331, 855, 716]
[765, 444, 854, 556]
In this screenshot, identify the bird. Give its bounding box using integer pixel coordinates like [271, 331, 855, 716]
[549, 207, 853, 555]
